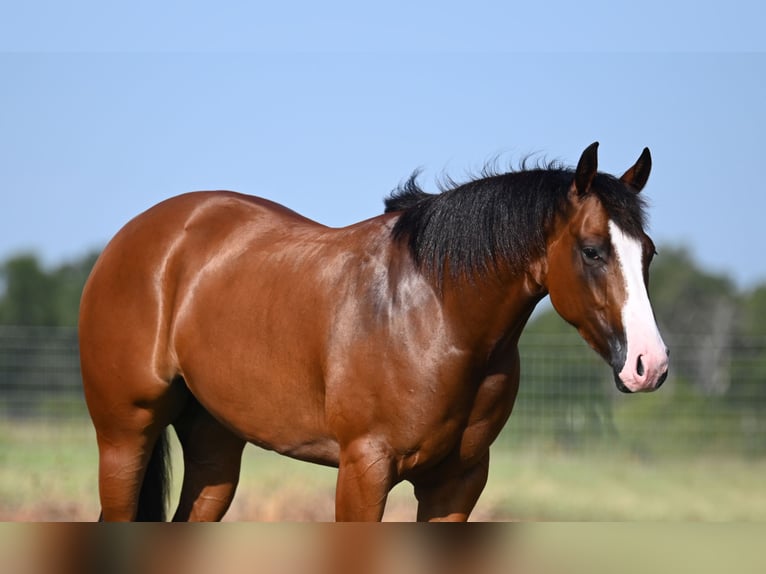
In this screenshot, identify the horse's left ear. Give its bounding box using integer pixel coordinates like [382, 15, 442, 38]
[574, 141, 599, 196]
[620, 147, 652, 193]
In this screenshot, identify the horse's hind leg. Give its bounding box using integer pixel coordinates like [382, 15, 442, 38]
[95, 413, 164, 521]
[172, 396, 246, 521]
[89, 375, 188, 521]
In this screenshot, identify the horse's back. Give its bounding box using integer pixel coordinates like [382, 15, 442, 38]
[82, 190, 320, 307]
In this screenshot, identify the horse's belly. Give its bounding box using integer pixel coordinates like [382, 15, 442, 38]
[181, 363, 340, 466]
[173, 293, 339, 466]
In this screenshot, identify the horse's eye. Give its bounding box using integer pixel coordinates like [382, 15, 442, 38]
[582, 247, 601, 261]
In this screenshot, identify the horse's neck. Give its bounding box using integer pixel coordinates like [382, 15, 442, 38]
[442, 270, 547, 357]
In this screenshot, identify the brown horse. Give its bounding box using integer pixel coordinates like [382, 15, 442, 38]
[79, 142, 668, 521]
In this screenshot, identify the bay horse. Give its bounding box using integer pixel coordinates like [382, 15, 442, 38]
[79, 142, 669, 521]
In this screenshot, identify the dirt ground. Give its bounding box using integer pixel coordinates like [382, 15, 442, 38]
[0, 488, 502, 522]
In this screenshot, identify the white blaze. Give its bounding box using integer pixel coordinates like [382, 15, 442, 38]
[609, 221, 668, 392]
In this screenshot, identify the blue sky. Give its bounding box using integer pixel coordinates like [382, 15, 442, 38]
[2, 3, 765, 287]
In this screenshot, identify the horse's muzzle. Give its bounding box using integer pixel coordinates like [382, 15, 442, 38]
[613, 352, 669, 393]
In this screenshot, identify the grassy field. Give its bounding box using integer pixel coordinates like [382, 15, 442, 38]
[2, 420, 765, 521]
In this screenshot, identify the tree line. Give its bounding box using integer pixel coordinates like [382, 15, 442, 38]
[4, 245, 764, 332]
[0, 251, 99, 327]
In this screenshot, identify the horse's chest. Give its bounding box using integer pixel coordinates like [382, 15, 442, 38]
[457, 372, 519, 456]
[398, 371, 519, 476]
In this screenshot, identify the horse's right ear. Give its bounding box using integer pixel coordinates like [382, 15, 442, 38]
[620, 147, 652, 193]
[574, 142, 599, 196]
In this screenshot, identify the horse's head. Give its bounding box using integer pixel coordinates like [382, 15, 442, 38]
[544, 142, 669, 393]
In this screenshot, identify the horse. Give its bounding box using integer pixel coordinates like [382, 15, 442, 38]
[79, 142, 669, 521]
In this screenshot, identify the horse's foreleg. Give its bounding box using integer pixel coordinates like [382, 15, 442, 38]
[413, 451, 490, 522]
[172, 399, 246, 522]
[334, 439, 396, 521]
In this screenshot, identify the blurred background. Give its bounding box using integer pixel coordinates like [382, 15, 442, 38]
[1, 2, 765, 521]
[1, 244, 764, 520]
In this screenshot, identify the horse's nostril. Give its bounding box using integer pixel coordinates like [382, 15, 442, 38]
[636, 355, 645, 377]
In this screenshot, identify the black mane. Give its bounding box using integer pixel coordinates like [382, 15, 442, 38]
[384, 162, 647, 287]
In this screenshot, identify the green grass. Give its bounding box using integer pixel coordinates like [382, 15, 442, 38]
[2, 421, 765, 521]
[481, 449, 766, 520]
[0, 421, 100, 520]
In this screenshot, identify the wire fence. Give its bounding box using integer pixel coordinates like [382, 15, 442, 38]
[504, 332, 766, 458]
[0, 327, 84, 420]
[1, 326, 764, 459]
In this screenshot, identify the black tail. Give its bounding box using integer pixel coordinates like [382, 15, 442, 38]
[135, 429, 171, 521]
